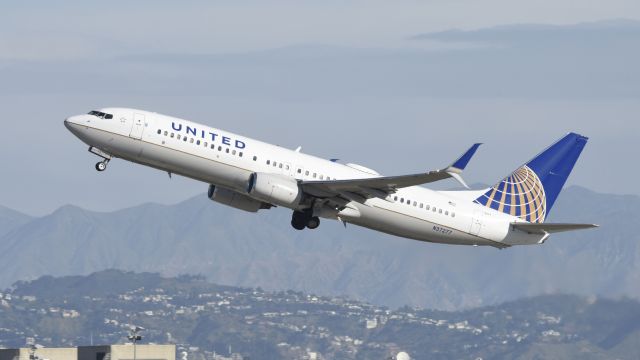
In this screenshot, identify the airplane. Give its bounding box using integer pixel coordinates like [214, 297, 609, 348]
[64, 108, 597, 248]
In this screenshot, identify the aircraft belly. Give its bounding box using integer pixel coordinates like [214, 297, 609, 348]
[344, 203, 499, 247]
[87, 127, 251, 192]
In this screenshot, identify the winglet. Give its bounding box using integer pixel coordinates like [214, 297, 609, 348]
[449, 143, 482, 172]
[444, 143, 481, 189]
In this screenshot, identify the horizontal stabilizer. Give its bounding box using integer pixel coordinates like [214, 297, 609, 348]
[511, 222, 598, 235]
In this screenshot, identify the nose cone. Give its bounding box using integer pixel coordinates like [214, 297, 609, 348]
[64, 115, 85, 138]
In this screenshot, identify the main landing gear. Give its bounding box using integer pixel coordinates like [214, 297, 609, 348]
[291, 210, 320, 230]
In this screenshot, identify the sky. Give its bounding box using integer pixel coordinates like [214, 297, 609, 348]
[1, 1, 639, 216]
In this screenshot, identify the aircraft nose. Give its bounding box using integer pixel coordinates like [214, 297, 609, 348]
[64, 115, 84, 136]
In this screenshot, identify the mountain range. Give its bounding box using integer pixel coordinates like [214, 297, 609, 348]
[0, 186, 637, 310]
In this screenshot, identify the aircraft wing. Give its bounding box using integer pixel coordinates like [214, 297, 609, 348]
[300, 143, 481, 202]
[511, 222, 599, 234]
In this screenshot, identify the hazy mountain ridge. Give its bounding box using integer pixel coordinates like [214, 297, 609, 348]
[2, 20, 639, 99]
[411, 18, 640, 43]
[0, 186, 637, 310]
[0, 205, 32, 238]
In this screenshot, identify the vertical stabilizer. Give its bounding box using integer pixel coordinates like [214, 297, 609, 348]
[474, 133, 588, 223]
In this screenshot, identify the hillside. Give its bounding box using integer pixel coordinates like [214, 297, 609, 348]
[0, 186, 637, 309]
[1, 270, 639, 360]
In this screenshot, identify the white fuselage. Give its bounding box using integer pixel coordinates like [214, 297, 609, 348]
[64, 108, 544, 248]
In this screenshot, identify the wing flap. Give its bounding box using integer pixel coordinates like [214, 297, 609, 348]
[300, 143, 482, 201]
[511, 222, 599, 235]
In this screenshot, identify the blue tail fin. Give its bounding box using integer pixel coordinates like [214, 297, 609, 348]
[474, 133, 588, 223]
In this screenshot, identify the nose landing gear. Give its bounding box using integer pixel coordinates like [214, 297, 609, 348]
[291, 210, 321, 230]
[95, 160, 109, 172]
[89, 146, 113, 172]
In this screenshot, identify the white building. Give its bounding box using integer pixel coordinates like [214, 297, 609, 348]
[0, 344, 175, 360]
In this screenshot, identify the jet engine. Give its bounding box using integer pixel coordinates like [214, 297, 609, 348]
[208, 185, 271, 213]
[247, 172, 302, 208]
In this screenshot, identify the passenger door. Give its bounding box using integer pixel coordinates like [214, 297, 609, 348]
[469, 209, 484, 236]
[130, 113, 145, 139]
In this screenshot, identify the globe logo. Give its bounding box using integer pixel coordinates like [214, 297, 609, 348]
[475, 165, 546, 223]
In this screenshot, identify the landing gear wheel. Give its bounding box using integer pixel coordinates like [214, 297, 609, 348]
[291, 210, 310, 230]
[291, 219, 306, 230]
[306, 216, 320, 230]
[95, 161, 107, 172]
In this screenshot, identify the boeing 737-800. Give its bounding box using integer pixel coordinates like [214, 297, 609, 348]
[64, 108, 597, 248]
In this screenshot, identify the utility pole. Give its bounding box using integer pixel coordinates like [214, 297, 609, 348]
[127, 326, 144, 360]
[28, 344, 41, 360]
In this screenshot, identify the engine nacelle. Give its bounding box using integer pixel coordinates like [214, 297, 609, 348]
[247, 172, 302, 208]
[208, 185, 271, 213]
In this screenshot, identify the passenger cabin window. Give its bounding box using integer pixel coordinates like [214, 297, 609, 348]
[253, 156, 257, 161]
[267, 160, 271, 165]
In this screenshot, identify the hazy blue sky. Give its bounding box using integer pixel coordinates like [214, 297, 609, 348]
[1, 1, 639, 215]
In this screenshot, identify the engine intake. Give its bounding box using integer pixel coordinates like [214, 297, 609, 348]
[208, 185, 271, 213]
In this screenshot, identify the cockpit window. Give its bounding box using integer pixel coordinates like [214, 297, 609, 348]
[88, 110, 113, 119]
